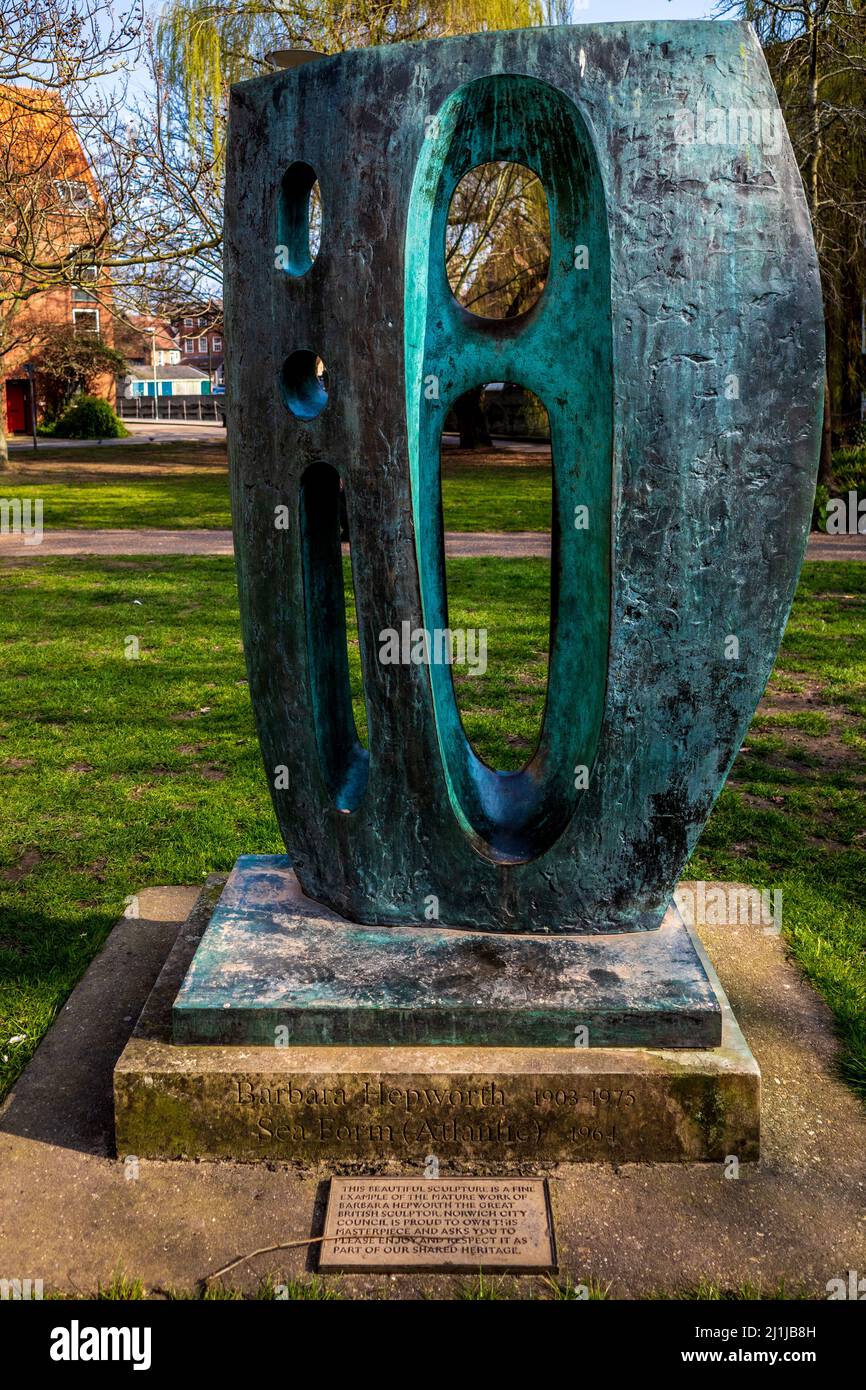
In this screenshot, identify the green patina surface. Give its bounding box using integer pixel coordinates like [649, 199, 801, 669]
[225, 21, 824, 935]
[172, 856, 721, 1047]
[405, 73, 611, 862]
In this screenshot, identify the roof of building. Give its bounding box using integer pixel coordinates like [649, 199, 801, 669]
[124, 364, 208, 381]
[0, 85, 97, 195]
[115, 315, 178, 356]
[172, 298, 223, 318]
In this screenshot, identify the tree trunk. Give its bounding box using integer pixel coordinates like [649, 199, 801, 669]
[806, 14, 833, 491]
[0, 379, 9, 471]
[455, 385, 492, 450]
[819, 369, 834, 487]
[807, 15, 820, 226]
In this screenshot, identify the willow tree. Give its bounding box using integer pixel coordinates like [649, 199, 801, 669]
[445, 158, 551, 446]
[159, 0, 570, 163]
[158, 0, 568, 446]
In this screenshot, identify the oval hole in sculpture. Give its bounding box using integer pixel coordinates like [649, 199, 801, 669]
[281, 350, 328, 418]
[299, 461, 369, 811]
[276, 161, 321, 275]
[445, 161, 550, 319]
[441, 384, 552, 772]
[405, 72, 612, 864]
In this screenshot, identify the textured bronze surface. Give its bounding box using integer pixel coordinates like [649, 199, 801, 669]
[172, 857, 721, 1047]
[224, 21, 823, 932]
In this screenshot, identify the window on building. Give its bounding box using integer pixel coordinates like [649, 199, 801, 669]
[212, 337, 222, 351]
[184, 338, 196, 353]
[72, 308, 99, 335]
[68, 250, 98, 301]
[56, 179, 92, 210]
[184, 317, 193, 328]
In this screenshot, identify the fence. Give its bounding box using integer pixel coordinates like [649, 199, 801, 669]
[117, 397, 225, 424]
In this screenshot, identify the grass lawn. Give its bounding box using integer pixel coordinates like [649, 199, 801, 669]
[2, 443, 232, 530]
[440, 449, 551, 531]
[4, 439, 862, 536]
[1, 442, 553, 532]
[0, 556, 864, 1108]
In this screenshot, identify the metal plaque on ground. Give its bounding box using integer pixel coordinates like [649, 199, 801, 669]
[318, 1176, 556, 1272]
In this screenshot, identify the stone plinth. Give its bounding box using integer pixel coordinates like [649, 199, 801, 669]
[114, 878, 760, 1167]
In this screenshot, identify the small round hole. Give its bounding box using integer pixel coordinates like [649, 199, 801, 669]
[281, 351, 328, 419]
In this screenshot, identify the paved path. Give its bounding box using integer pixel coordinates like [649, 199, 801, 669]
[7, 421, 226, 449]
[803, 533, 866, 561]
[7, 427, 545, 453]
[0, 527, 236, 557]
[1, 528, 864, 561]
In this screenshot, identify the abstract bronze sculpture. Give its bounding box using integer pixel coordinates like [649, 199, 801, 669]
[222, 22, 822, 939]
[168, 20, 821, 1053]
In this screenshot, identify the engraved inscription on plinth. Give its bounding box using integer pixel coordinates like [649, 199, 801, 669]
[230, 1074, 632, 1159]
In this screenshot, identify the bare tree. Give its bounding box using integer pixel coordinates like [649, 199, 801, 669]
[0, 1, 225, 466]
[0, 2, 140, 463]
[717, 1, 866, 479]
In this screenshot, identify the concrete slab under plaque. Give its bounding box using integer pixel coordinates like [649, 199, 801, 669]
[318, 1176, 556, 1272]
[115, 878, 759, 1165]
[171, 856, 721, 1048]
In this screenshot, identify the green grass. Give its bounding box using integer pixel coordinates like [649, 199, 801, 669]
[0, 557, 275, 1096]
[5, 476, 233, 530]
[40, 1272, 824, 1299]
[440, 462, 550, 531]
[648, 1279, 813, 1300]
[97, 1273, 145, 1300]
[192, 1274, 340, 1300]
[4, 440, 861, 536]
[541, 1274, 610, 1300]
[0, 557, 864, 1108]
[439, 557, 550, 766]
[687, 562, 866, 1097]
[1, 451, 553, 532]
[49, 1273, 341, 1300]
[457, 1272, 511, 1299]
[107, 1271, 771, 1300]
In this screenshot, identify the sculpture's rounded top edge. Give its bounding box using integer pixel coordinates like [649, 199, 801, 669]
[231, 17, 758, 95]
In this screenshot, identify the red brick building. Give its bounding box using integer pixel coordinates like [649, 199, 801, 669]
[0, 86, 115, 434]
